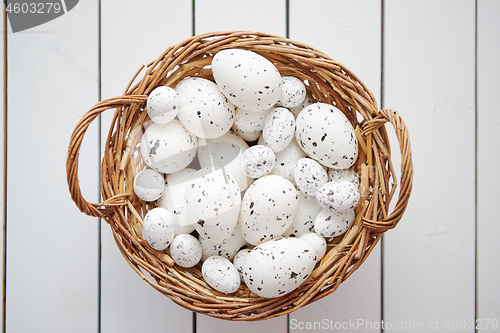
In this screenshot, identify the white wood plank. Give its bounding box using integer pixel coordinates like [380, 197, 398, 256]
[194, 1, 288, 332]
[288, 1, 382, 331]
[5, 1, 100, 332]
[383, 0, 476, 329]
[194, 0, 286, 36]
[477, 0, 500, 331]
[0, 9, 5, 333]
[99, 1, 194, 332]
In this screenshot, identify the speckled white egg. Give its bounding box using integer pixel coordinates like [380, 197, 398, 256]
[169, 234, 202, 268]
[290, 95, 313, 118]
[315, 180, 360, 213]
[142, 207, 176, 251]
[277, 76, 306, 108]
[240, 145, 276, 178]
[268, 137, 307, 185]
[239, 175, 299, 245]
[175, 77, 236, 139]
[294, 158, 328, 196]
[314, 208, 355, 238]
[146, 86, 179, 124]
[198, 131, 251, 191]
[283, 188, 323, 238]
[232, 123, 262, 142]
[328, 168, 360, 188]
[299, 232, 327, 261]
[242, 237, 317, 298]
[157, 168, 196, 235]
[295, 103, 358, 169]
[199, 223, 247, 261]
[140, 120, 197, 174]
[234, 107, 270, 133]
[133, 168, 164, 202]
[233, 248, 252, 281]
[263, 107, 296, 153]
[212, 49, 282, 112]
[185, 168, 241, 244]
[202, 256, 241, 294]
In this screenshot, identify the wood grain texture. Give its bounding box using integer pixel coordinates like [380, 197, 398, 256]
[194, 1, 287, 331]
[1, 9, 5, 333]
[383, 0, 476, 328]
[5, 1, 100, 331]
[477, 0, 500, 331]
[288, 1, 382, 331]
[99, 1, 194, 332]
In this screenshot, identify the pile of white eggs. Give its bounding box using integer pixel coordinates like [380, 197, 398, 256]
[133, 48, 360, 299]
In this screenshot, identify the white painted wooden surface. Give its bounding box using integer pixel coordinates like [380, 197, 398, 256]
[477, 1, 500, 332]
[2, 0, 499, 332]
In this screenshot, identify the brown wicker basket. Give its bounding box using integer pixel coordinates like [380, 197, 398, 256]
[67, 31, 413, 321]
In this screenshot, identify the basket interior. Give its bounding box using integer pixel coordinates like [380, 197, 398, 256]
[97, 32, 402, 321]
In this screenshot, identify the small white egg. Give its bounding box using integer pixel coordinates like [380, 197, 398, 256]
[315, 180, 360, 213]
[295, 103, 358, 169]
[185, 168, 241, 244]
[146, 86, 179, 124]
[233, 248, 252, 281]
[328, 168, 360, 188]
[294, 158, 328, 196]
[133, 168, 164, 202]
[169, 234, 202, 268]
[199, 223, 247, 261]
[202, 256, 241, 294]
[175, 77, 236, 139]
[277, 76, 306, 108]
[142, 207, 176, 251]
[212, 49, 282, 112]
[314, 208, 355, 238]
[299, 232, 327, 260]
[157, 168, 196, 235]
[240, 145, 276, 178]
[283, 188, 323, 237]
[140, 120, 197, 174]
[263, 107, 296, 152]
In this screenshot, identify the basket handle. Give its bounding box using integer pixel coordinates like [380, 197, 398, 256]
[66, 95, 147, 218]
[361, 108, 414, 231]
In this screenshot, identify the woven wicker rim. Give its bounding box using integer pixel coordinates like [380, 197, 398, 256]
[67, 31, 413, 321]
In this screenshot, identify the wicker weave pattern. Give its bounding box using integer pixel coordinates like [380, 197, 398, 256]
[67, 31, 413, 320]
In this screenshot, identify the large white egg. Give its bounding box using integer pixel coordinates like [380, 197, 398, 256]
[295, 103, 358, 169]
[175, 77, 236, 139]
[212, 49, 282, 112]
[199, 223, 247, 261]
[198, 131, 251, 191]
[239, 175, 299, 245]
[140, 120, 197, 174]
[268, 137, 307, 185]
[283, 188, 323, 238]
[242, 237, 317, 298]
[157, 168, 196, 235]
[185, 168, 241, 244]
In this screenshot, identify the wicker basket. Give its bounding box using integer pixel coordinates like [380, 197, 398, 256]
[67, 31, 413, 321]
